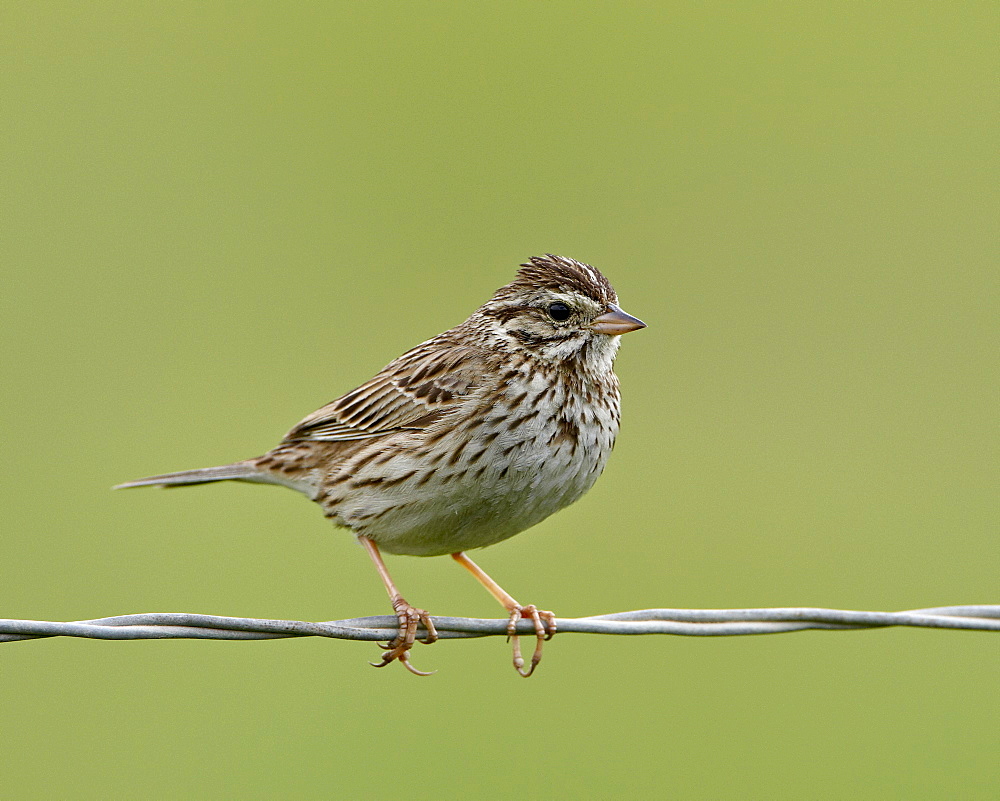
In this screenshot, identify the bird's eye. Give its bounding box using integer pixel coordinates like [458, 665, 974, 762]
[547, 302, 571, 322]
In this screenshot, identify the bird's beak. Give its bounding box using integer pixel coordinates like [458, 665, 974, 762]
[590, 304, 647, 335]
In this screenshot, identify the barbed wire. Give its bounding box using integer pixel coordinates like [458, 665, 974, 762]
[2, 605, 999, 645]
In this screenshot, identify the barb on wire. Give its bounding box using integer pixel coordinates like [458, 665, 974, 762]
[2, 605, 999, 645]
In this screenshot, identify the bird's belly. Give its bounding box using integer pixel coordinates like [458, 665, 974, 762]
[334, 414, 617, 556]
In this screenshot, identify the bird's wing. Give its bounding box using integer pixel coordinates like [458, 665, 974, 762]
[282, 341, 492, 443]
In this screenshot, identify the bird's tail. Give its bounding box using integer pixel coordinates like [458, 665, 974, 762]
[113, 462, 261, 490]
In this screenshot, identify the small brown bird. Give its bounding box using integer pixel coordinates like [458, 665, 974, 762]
[116, 255, 645, 676]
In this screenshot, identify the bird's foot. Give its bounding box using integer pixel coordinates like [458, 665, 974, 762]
[370, 597, 438, 676]
[507, 605, 556, 678]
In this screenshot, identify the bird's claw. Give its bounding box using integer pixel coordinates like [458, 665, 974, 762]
[506, 604, 556, 678]
[369, 598, 437, 676]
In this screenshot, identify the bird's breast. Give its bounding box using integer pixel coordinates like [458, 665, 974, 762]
[320, 371, 622, 556]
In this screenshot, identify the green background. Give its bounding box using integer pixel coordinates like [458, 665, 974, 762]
[2, 2, 997, 798]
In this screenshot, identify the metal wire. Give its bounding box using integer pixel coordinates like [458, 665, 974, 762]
[2, 605, 999, 644]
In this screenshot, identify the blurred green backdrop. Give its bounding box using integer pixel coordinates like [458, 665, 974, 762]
[2, 2, 997, 798]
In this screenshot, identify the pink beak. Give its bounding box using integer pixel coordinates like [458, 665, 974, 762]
[590, 304, 647, 336]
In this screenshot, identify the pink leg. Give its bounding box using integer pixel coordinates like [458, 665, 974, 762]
[451, 551, 556, 677]
[360, 536, 437, 676]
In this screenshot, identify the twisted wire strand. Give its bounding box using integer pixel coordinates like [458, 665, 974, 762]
[2, 605, 999, 644]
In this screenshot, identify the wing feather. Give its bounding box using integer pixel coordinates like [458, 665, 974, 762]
[282, 340, 491, 443]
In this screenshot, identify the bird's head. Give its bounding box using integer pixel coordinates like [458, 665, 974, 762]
[472, 255, 646, 370]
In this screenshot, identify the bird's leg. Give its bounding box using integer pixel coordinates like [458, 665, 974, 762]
[359, 536, 437, 676]
[451, 551, 556, 678]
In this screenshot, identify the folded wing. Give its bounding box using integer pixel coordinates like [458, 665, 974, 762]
[282, 340, 490, 443]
